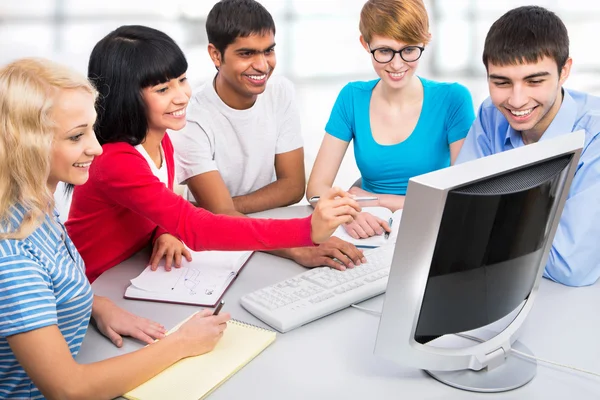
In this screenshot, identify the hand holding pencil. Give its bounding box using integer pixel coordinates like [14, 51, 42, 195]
[309, 187, 361, 244]
[174, 309, 231, 357]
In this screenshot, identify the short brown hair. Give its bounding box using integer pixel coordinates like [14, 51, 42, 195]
[359, 0, 430, 45]
[483, 6, 569, 73]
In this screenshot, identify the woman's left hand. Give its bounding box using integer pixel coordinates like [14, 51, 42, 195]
[92, 296, 167, 347]
[149, 233, 192, 271]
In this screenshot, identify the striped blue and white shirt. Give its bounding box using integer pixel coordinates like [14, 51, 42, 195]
[0, 206, 93, 399]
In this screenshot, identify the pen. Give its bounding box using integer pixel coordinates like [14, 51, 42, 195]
[384, 218, 393, 239]
[213, 300, 225, 316]
[308, 195, 379, 203]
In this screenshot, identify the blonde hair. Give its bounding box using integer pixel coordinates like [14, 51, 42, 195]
[0, 58, 96, 239]
[359, 0, 430, 45]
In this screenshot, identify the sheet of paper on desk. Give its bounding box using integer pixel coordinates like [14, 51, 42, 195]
[126, 250, 253, 307]
[333, 206, 402, 248]
[130, 265, 234, 294]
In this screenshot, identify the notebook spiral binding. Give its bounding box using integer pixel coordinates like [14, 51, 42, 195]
[230, 318, 276, 333]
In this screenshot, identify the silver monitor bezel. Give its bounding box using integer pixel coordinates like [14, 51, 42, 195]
[374, 130, 584, 371]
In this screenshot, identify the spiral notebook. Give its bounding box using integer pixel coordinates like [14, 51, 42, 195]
[124, 313, 276, 400]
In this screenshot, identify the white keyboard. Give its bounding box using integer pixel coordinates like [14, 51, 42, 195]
[240, 245, 395, 333]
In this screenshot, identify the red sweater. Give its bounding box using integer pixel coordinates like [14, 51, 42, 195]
[66, 134, 313, 282]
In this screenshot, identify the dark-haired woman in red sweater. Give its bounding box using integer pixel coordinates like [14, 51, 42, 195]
[66, 25, 359, 282]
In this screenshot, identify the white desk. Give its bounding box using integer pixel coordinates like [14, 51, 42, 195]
[76, 206, 600, 400]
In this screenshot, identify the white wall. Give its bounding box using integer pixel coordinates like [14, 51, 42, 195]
[2, 1, 596, 216]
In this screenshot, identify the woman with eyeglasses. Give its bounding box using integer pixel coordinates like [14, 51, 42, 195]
[307, 0, 475, 240]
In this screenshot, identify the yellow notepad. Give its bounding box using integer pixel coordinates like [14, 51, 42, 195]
[124, 315, 276, 400]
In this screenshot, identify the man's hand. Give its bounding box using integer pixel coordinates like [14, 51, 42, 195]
[291, 237, 367, 271]
[92, 296, 167, 347]
[149, 233, 192, 271]
[343, 212, 391, 239]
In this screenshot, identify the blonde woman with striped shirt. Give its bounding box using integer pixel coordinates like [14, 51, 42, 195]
[0, 58, 231, 399]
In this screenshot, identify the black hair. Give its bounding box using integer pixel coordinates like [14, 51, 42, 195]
[483, 6, 569, 74]
[88, 25, 188, 146]
[206, 0, 275, 58]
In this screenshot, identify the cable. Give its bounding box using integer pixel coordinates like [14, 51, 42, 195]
[350, 308, 600, 378]
[455, 333, 600, 379]
[350, 304, 382, 315]
[511, 348, 600, 378]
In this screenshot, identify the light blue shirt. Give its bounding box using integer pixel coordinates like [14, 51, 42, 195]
[457, 89, 600, 287]
[326, 77, 475, 195]
[0, 206, 93, 398]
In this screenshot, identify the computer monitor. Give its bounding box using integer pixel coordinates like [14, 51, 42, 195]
[374, 130, 584, 393]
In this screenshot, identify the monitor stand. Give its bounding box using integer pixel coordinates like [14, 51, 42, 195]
[425, 340, 537, 393]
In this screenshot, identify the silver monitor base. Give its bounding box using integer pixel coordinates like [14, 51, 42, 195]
[425, 341, 537, 393]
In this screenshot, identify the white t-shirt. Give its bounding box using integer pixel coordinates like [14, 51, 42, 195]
[135, 144, 169, 186]
[171, 75, 303, 200]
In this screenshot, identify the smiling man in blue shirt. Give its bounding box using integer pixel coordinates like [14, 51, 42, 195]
[456, 6, 600, 287]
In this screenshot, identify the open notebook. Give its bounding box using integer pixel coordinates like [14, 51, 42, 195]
[125, 250, 253, 307]
[333, 206, 403, 248]
[124, 313, 276, 400]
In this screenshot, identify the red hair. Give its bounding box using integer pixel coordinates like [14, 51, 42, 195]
[359, 0, 430, 45]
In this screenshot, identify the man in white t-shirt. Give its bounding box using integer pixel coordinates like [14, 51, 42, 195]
[172, 0, 365, 270]
[176, 74, 302, 207]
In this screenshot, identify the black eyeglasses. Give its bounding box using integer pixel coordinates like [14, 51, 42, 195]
[368, 45, 425, 63]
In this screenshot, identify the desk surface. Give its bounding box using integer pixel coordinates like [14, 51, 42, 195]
[77, 206, 600, 400]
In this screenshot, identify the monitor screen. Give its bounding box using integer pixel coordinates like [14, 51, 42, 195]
[414, 154, 572, 344]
